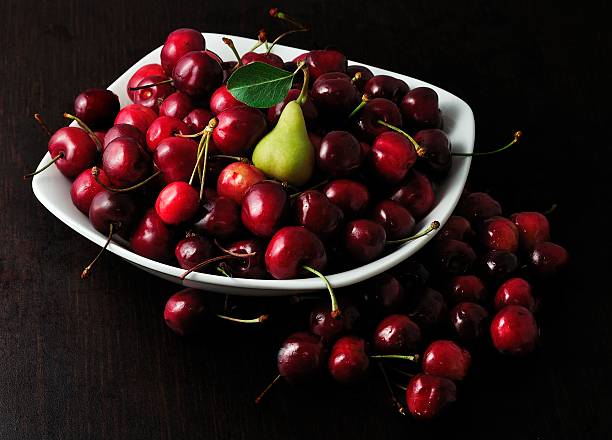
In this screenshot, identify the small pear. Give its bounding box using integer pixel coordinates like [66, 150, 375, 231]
[252, 100, 314, 187]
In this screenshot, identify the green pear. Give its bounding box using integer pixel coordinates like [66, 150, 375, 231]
[252, 100, 314, 187]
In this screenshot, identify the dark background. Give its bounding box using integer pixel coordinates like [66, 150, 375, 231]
[1, 0, 610, 439]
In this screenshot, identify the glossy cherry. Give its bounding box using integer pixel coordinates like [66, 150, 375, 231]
[478, 250, 519, 281]
[328, 336, 369, 384]
[373, 314, 421, 354]
[529, 242, 569, 277]
[422, 340, 471, 381]
[436, 215, 474, 242]
[363, 75, 409, 104]
[413, 129, 452, 178]
[153, 136, 198, 183]
[316, 131, 362, 176]
[132, 75, 174, 111]
[309, 296, 360, 344]
[267, 88, 318, 128]
[369, 131, 417, 183]
[494, 278, 535, 311]
[293, 190, 344, 238]
[146, 116, 193, 151]
[216, 161, 265, 203]
[490, 305, 538, 355]
[213, 106, 267, 156]
[102, 136, 151, 188]
[305, 49, 347, 79]
[369, 199, 415, 240]
[240, 51, 284, 68]
[74, 89, 120, 129]
[323, 179, 369, 218]
[392, 259, 430, 290]
[359, 273, 406, 314]
[277, 332, 325, 383]
[127, 63, 166, 101]
[353, 97, 402, 142]
[155, 181, 200, 225]
[193, 196, 241, 239]
[457, 192, 502, 223]
[70, 168, 111, 215]
[88, 190, 137, 237]
[223, 238, 267, 279]
[161, 28, 206, 76]
[400, 87, 442, 131]
[311, 72, 360, 125]
[449, 302, 489, 342]
[241, 181, 288, 238]
[209, 85, 243, 115]
[478, 216, 519, 252]
[511, 211, 551, 252]
[426, 239, 476, 276]
[411, 287, 447, 330]
[130, 208, 173, 262]
[159, 91, 194, 119]
[163, 289, 207, 336]
[174, 234, 215, 270]
[183, 108, 214, 132]
[406, 373, 457, 421]
[448, 275, 487, 304]
[103, 124, 145, 150]
[343, 219, 386, 263]
[114, 103, 158, 135]
[389, 170, 435, 219]
[172, 51, 223, 99]
[265, 226, 327, 279]
[347, 65, 374, 92]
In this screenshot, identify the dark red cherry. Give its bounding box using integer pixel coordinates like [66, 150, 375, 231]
[449, 302, 489, 342]
[74, 89, 120, 129]
[88, 191, 137, 237]
[490, 305, 538, 355]
[448, 275, 487, 304]
[213, 106, 267, 156]
[359, 273, 405, 314]
[311, 72, 360, 124]
[277, 332, 325, 383]
[426, 239, 477, 276]
[240, 51, 284, 69]
[241, 181, 288, 238]
[406, 373, 457, 421]
[159, 91, 194, 119]
[205, 49, 223, 65]
[436, 216, 474, 242]
[155, 181, 199, 225]
[133, 75, 174, 111]
[265, 226, 327, 279]
[457, 192, 502, 223]
[293, 190, 344, 238]
[209, 85, 243, 115]
[346, 65, 374, 92]
[328, 335, 369, 384]
[343, 219, 386, 263]
[478, 250, 518, 281]
[174, 234, 215, 270]
[216, 161, 266, 203]
[369, 131, 417, 183]
[102, 136, 151, 188]
[529, 242, 569, 277]
[323, 179, 370, 218]
[389, 170, 435, 219]
[193, 196, 241, 239]
[478, 216, 519, 252]
[510, 212, 551, 252]
[153, 137, 198, 183]
[146, 116, 193, 151]
[127, 63, 166, 101]
[71, 168, 110, 215]
[309, 297, 360, 344]
[44, 127, 98, 179]
[305, 49, 347, 79]
[400, 87, 442, 131]
[353, 98, 402, 142]
[161, 28, 206, 76]
[495, 278, 535, 311]
[411, 287, 447, 330]
[363, 75, 409, 104]
[163, 289, 206, 336]
[114, 104, 158, 135]
[369, 200, 415, 240]
[172, 51, 223, 100]
[103, 124, 145, 150]
[224, 238, 267, 279]
[316, 131, 362, 176]
[130, 208, 173, 262]
[182, 108, 214, 132]
[413, 129, 451, 178]
[373, 314, 421, 354]
[267, 88, 318, 128]
[392, 259, 430, 290]
[422, 340, 471, 381]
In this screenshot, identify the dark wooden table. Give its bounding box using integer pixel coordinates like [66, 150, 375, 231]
[1, 0, 610, 438]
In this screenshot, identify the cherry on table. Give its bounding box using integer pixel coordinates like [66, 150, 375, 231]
[323, 179, 370, 218]
[495, 277, 535, 311]
[172, 51, 223, 100]
[146, 116, 193, 151]
[309, 296, 360, 344]
[411, 287, 447, 330]
[369, 199, 415, 240]
[161, 28, 206, 76]
[130, 208, 174, 262]
[193, 196, 241, 239]
[359, 272, 406, 314]
[448, 275, 487, 304]
[389, 170, 435, 219]
[510, 211, 551, 252]
[477, 249, 519, 281]
[153, 136, 198, 183]
[529, 242, 569, 277]
[213, 106, 267, 156]
[422, 340, 471, 381]
[426, 239, 477, 276]
[436, 215, 474, 242]
[155, 181, 200, 225]
[127, 63, 166, 101]
[478, 216, 519, 252]
[406, 373, 457, 420]
[159, 91, 194, 119]
[71, 168, 110, 215]
[216, 161, 266, 204]
[343, 219, 386, 263]
[490, 305, 538, 355]
[373, 314, 421, 354]
[241, 181, 288, 238]
[293, 190, 344, 238]
[449, 302, 489, 343]
[328, 335, 370, 384]
[102, 136, 152, 188]
[114, 103, 158, 135]
[368, 131, 417, 183]
[391, 259, 430, 290]
[174, 234, 215, 270]
[277, 332, 326, 383]
[457, 192, 502, 223]
[363, 74, 410, 104]
[74, 89, 120, 129]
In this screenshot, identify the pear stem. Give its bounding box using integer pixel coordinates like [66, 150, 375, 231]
[63, 113, 103, 152]
[377, 362, 407, 416]
[92, 167, 161, 193]
[266, 28, 310, 53]
[128, 78, 173, 91]
[255, 374, 281, 404]
[386, 221, 440, 245]
[81, 223, 113, 279]
[23, 152, 64, 179]
[377, 120, 424, 155]
[349, 94, 370, 118]
[302, 265, 340, 319]
[269, 8, 307, 29]
[180, 255, 242, 280]
[34, 113, 52, 138]
[222, 37, 243, 66]
[452, 131, 522, 156]
[296, 66, 310, 106]
[215, 313, 268, 324]
[370, 354, 420, 362]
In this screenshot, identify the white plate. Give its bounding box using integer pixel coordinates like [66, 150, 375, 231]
[31, 33, 474, 296]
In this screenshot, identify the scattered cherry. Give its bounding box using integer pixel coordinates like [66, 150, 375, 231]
[529, 242, 569, 277]
[373, 314, 421, 354]
[494, 278, 535, 311]
[490, 305, 538, 355]
[510, 211, 551, 252]
[422, 340, 471, 381]
[448, 275, 487, 303]
[328, 335, 370, 384]
[406, 373, 457, 421]
[449, 302, 489, 342]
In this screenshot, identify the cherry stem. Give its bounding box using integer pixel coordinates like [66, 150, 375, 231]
[213, 239, 257, 258]
[269, 8, 306, 29]
[210, 154, 251, 163]
[23, 152, 64, 179]
[302, 265, 340, 319]
[199, 132, 211, 200]
[248, 30, 267, 52]
[81, 223, 113, 279]
[377, 362, 407, 416]
[180, 254, 242, 280]
[390, 367, 415, 377]
[266, 28, 310, 53]
[63, 113, 103, 152]
[34, 113, 52, 138]
[255, 374, 281, 404]
[453, 131, 522, 157]
[377, 120, 424, 155]
[128, 78, 173, 91]
[217, 265, 233, 278]
[349, 94, 370, 118]
[92, 167, 161, 193]
[543, 203, 558, 216]
[289, 180, 329, 199]
[370, 354, 420, 362]
[394, 383, 408, 391]
[222, 37, 243, 66]
[351, 71, 362, 84]
[189, 134, 207, 186]
[386, 221, 440, 245]
[215, 313, 268, 324]
[296, 66, 310, 106]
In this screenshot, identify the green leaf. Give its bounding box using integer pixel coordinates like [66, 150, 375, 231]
[227, 62, 294, 108]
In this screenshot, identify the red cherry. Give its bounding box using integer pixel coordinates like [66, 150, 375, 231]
[277, 332, 325, 383]
[359, 273, 405, 314]
[406, 373, 457, 421]
[130, 208, 173, 262]
[305, 49, 347, 79]
[448, 275, 487, 304]
[172, 51, 223, 100]
[224, 239, 267, 279]
[74, 89, 120, 129]
[478, 250, 519, 281]
[369, 199, 415, 240]
[494, 278, 535, 311]
[411, 287, 447, 330]
[323, 179, 370, 218]
[88, 191, 137, 237]
[240, 51, 284, 68]
[316, 130, 362, 176]
[132, 75, 175, 112]
[353, 97, 402, 143]
[309, 297, 360, 344]
[422, 340, 471, 381]
[163, 289, 206, 336]
[343, 219, 386, 263]
[363, 75, 409, 104]
[311, 72, 360, 124]
[490, 305, 538, 355]
[478, 216, 519, 252]
[265, 226, 327, 279]
[436, 216, 474, 242]
[155, 181, 200, 225]
[127, 63, 166, 101]
[293, 190, 344, 238]
[43, 127, 98, 179]
[346, 65, 374, 92]
[241, 181, 288, 238]
[70, 168, 110, 215]
[529, 242, 569, 277]
[449, 302, 489, 342]
[175, 234, 215, 270]
[457, 192, 502, 223]
[102, 136, 151, 188]
[193, 196, 241, 239]
[413, 129, 452, 178]
[216, 161, 266, 204]
[267, 88, 319, 129]
[182, 108, 214, 133]
[213, 106, 267, 156]
[210, 85, 243, 115]
[400, 87, 442, 131]
[426, 239, 477, 276]
[510, 211, 551, 252]
[328, 336, 369, 384]
[114, 104, 158, 134]
[161, 28, 206, 76]
[103, 124, 145, 150]
[153, 137, 198, 183]
[159, 91, 194, 119]
[389, 170, 435, 219]
[145, 116, 193, 151]
[373, 314, 421, 354]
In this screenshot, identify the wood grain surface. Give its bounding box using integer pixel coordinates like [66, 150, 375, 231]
[0, 0, 610, 439]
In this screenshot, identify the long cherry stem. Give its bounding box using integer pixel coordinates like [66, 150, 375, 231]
[377, 362, 407, 416]
[189, 135, 207, 186]
[370, 354, 420, 362]
[386, 221, 440, 245]
[180, 255, 242, 280]
[302, 265, 340, 319]
[81, 223, 113, 279]
[92, 167, 161, 193]
[210, 154, 251, 163]
[34, 113, 52, 138]
[247, 30, 267, 52]
[255, 374, 281, 404]
[348, 94, 370, 118]
[213, 239, 257, 258]
[266, 28, 310, 53]
[128, 78, 173, 91]
[215, 313, 268, 324]
[222, 37, 243, 66]
[64, 113, 103, 152]
[452, 131, 522, 156]
[23, 152, 64, 179]
[217, 265, 233, 278]
[377, 120, 424, 154]
[269, 8, 307, 29]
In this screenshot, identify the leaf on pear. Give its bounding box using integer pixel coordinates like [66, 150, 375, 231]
[227, 62, 294, 108]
